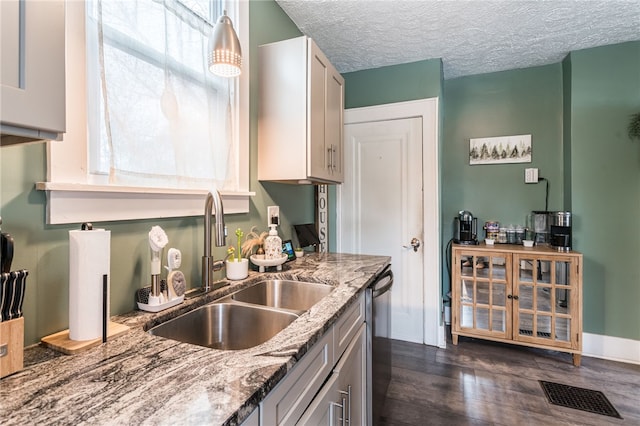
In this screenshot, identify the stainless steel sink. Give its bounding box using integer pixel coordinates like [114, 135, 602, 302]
[149, 303, 298, 350]
[231, 280, 334, 312]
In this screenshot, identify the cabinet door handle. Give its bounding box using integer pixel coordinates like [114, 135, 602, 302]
[339, 385, 351, 424]
[327, 147, 333, 172]
[331, 397, 347, 426]
[332, 145, 337, 172]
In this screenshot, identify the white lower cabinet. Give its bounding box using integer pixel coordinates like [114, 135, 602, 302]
[260, 328, 334, 425]
[259, 294, 366, 426]
[297, 324, 366, 425]
[241, 407, 259, 426]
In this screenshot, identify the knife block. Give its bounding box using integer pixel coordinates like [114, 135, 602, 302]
[0, 317, 24, 378]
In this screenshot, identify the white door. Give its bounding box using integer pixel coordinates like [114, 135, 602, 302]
[338, 99, 442, 347]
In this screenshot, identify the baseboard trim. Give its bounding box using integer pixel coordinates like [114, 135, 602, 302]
[582, 332, 640, 365]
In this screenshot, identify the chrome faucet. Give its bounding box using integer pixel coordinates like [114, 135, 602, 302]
[201, 190, 227, 292]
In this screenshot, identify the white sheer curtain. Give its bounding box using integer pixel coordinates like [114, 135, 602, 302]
[86, 0, 238, 190]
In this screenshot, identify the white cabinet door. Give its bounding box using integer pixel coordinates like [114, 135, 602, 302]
[1, 0, 66, 143]
[326, 68, 344, 182]
[308, 39, 344, 183]
[308, 41, 328, 182]
[297, 324, 366, 425]
[296, 373, 339, 425]
[334, 323, 366, 425]
[258, 36, 343, 184]
[260, 329, 334, 426]
[241, 407, 259, 426]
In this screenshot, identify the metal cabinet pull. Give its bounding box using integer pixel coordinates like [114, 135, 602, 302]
[339, 385, 351, 424]
[331, 397, 347, 426]
[331, 145, 337, 171]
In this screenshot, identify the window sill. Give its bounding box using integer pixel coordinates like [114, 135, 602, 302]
[36, 182, 255, 224]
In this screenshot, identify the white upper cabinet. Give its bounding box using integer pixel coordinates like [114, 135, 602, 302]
[1, 0, 66, 145]
[258, 36, 344, 184]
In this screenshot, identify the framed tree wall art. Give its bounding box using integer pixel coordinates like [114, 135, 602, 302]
[469, 134, 532, 165]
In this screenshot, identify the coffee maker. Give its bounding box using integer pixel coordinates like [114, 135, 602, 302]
[454, 210, 478, 245]
[529, 211, 550, 245]
[550, 211, 572, 251]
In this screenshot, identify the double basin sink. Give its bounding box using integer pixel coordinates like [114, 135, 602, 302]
[149, 280, 334, 350]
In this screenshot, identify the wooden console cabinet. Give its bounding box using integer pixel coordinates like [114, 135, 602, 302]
[451, 243, 583, 366]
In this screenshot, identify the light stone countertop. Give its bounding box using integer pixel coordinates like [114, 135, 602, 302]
[0, 253, 390, 426]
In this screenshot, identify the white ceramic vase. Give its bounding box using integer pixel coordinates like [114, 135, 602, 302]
[226, 258, 249, 280]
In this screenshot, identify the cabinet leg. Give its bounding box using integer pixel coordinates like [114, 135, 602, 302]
[452, 334, 459, 345]
[572, 353, 581, 367]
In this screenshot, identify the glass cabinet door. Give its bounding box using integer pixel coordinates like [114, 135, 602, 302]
[513, 255, 575, 348]
[455, 250, 511, 340]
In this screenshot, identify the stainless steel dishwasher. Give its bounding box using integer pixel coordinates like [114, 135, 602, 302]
[366, 265, 394, 425]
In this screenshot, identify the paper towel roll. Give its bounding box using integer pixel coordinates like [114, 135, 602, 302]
[69, 228, 110, 341]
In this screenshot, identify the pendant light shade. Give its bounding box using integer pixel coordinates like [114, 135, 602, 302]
[208, 10, 242, 78]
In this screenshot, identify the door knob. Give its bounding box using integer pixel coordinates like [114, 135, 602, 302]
[403, 237, 421, 252]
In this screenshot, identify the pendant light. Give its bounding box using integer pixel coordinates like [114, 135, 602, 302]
[208, 10, 242, 78]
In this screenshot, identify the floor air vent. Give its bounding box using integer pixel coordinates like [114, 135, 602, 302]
[539, 380, 622, 419]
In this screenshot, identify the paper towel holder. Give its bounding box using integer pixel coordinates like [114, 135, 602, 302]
[40, 223, 129, 354]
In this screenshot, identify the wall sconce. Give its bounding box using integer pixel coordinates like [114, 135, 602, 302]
[208, 10, 242, 78]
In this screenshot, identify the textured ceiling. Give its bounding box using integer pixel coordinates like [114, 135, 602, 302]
[275, 0, 640, 79]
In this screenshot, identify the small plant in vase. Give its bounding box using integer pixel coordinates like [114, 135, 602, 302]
[225, 228, 249, 280]
[242, 226, 268, 259]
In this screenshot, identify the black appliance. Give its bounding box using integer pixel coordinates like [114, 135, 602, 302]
[550, 211, 572, 251]
[453, 210, 478, 245]
[366, 265, 393, 425]
[293, 223, 321, 249]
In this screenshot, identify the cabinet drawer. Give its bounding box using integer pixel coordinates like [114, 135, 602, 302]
[260, 329, 334, 425]
[333, 293, 365, 360]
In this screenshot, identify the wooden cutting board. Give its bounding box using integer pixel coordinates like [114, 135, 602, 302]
[41, 321, 129, 355]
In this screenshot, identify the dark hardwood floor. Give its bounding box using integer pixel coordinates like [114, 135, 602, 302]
[379, 332, 640, 425]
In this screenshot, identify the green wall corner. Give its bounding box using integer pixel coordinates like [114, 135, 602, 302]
[567, 41, 640, 339]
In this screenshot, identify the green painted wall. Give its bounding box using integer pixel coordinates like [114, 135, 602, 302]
[0, 0, 312, 346]
[567, 41, 640, 339]
[343, 60, 443, 109]
[442, 64, 564, 296]
[562, 56, 573, 209]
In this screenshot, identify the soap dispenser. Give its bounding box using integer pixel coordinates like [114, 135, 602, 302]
[264, 224, 282, 260]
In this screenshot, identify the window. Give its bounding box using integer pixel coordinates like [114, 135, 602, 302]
[38, 0, 251, 224]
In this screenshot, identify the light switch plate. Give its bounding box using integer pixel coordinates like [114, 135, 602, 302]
[267, 205, 280, 226]
[525, 168, 538, 183]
